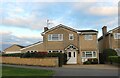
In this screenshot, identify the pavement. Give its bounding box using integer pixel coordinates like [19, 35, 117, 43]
[2, 64, 119, 77]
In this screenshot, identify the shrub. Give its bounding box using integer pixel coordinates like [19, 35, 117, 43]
[92, 58, 98, 64]
[102, 48, 118, 62]
[108, 56, 120, 64]
[83, 61, 91, 64]
[22, 52, 31, 58]
[2, 53, 24, 57]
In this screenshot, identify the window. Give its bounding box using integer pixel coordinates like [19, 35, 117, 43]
[69, 34, 74, 40]
[86, 52, 92, 57]
[48, 51, 51, 53]
[93, 52, 96, 57]
[74, 52, 75, 57]
[84, 35, 93, 40]
[48, 34, 63, 41]
[114, 33, 120, 39]
[82, 52, 85, 57]
[68, 52, 71, 57]
[53, 50, 59, 53]
[48, 50, 63, 53]
[82, 51, 96, 58]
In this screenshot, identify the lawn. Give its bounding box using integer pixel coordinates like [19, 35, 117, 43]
[2, 66, 55, 78]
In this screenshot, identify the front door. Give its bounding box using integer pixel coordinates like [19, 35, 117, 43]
[67, 51, 77, 64]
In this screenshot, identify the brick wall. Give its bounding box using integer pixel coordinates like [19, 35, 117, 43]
[1, 57, 58, 67]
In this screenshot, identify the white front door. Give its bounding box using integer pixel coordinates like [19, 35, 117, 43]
[67, 51, 77, 64]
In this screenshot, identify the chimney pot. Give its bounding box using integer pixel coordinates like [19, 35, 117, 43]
[44, 27, 49, 32]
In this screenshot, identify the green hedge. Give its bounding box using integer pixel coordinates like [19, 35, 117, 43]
[2, 53, 24, 57]
[101, 48, 118, 63]
[108, 56, 120, 64]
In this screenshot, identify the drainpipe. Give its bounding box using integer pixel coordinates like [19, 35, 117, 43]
[97, 33, 100, 64]
[78, 32, 82, 64]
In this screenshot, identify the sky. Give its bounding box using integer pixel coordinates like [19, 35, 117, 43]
[0, 0, 119, 51]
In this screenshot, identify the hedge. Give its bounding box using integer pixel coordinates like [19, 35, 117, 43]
[2, 53, 24, 57]
[100, 48, 118, 63]
[108, 56, 120, 64]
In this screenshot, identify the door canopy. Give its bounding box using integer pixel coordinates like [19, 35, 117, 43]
[65, 44, 78, 51]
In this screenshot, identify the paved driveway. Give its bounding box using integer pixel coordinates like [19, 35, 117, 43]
[2, 64, 119, 77]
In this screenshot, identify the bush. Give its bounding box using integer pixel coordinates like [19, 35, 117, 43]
[102, 48, 118, 62]
[83, 61, 91, 64]
[2, 53, 24, 57]
[92, 58, 98, 64]
[108, 56, 120, 64]
[21, 52, 31, 58]
[83, 58, 98, 64]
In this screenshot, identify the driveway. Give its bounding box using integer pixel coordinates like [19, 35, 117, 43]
[2, 64, 119, 77]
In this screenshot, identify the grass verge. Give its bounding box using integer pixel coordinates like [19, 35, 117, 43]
[2, 66, 55, 78]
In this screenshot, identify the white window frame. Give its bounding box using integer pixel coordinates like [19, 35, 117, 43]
[82, 51, 97, 58]
[48, 50, 63, 53]
[114, 33, 120, 39]
[84, 35, 93, 40]
[69, 34, 74, 40]
[27, 50, 38, 53]
[48, 34, 63, 41]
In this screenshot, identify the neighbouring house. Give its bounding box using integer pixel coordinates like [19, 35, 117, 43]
[4, 24, 99, 64]
[98, 26, 120, 56]
[3, 44, 24, 54]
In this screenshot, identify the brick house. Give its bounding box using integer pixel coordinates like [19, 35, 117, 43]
[98, 26, 120, 56]
[4, 24, 99, 64]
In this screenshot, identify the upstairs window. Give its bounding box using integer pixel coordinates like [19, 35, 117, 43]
[48, 34, 63, 41]
[114, 33, 120, 39]
[84, 35, 93, 40]
[69, 34, 74, 40]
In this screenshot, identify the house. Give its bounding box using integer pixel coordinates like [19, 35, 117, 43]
[98, 26, 120, 56]
[3, 44, 24, 54]
[4, 24, 99, 64]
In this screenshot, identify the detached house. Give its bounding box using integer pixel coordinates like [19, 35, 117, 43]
[98, 26, 120, 56]
[4, 24, 99, 64]
[21, 24, 98, 64]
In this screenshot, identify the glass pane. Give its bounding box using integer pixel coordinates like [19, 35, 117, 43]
[86, 54, 92, 57]
[74, 52, 75, 57]
[93, 52, 96, 57]
[82, 52, 85, 57]
[68, 52, 71, 57]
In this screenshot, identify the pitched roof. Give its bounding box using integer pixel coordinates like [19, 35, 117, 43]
[42, 24, 77, 34]
[3, 44, 25, 51]
[42, 24, 98, 34]
[20, 41, 43, 50]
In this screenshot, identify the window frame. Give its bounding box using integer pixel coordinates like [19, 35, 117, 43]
[84, 35, 93, 40]
[114, 33, 120, 39]
[48, 50, 63, 53]
[82, 51, 97, 58]
[69, 34, 74, 40]
[48, 34, 63, 41]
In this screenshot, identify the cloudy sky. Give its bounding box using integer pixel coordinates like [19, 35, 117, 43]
[0, 0, 119, 51]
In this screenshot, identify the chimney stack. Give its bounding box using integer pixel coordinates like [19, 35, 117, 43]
[44, 27, 49, 32]
[102, 26, 107, 36]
